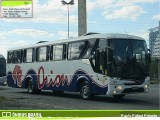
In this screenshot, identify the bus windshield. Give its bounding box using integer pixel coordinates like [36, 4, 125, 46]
[0, 58, 6, 77]
[108, 39, 149, 79]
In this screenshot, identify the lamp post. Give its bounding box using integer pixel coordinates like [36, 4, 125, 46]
[61, 0, 74, 38]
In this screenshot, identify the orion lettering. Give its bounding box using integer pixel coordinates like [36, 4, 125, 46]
[38, 66, 68, 89]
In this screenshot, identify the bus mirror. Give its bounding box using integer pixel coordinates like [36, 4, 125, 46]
[91, 52, 95, 59]
[95, 49, 100, 71]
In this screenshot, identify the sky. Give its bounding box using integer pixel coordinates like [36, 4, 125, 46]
[0, 0, 160, 58]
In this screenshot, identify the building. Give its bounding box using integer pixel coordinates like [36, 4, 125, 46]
[149, 27, 159, 55]
[152, 34, 160, 58]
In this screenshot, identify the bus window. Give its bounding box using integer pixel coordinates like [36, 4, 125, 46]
[90, 39, 107, 73]
[7, 51, 13, 63]
[68, 41, 85, 60]
[52, 45, 63, 61]
[24, 48, 34, 63]
[83, 39, 95, 59]
[12, 50, 22, 63]
[36, 46, 49, 62]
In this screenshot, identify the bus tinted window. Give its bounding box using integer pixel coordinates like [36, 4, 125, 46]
[83, 40, 95, 58]
[12, 50, 21, 63]
[7, 51, 13, 63]
[98, 39, 107, 49]
[68, 41, 85, 60]
[37, 47, 48, 62]
[24, 49, 34, 63]
[52, 45, 63, 60]
[0, 56, 6, 77]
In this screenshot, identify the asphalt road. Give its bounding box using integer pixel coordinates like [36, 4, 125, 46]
[0, 84, 159, 110]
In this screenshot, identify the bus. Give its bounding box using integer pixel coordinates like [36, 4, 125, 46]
[0, 54, 7, 86]
[7, 33, 150, 99]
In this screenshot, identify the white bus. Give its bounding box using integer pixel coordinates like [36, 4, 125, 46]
[7, 33, 150, 99]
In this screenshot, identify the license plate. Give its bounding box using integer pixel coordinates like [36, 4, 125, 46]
[132, 87, 138, 90]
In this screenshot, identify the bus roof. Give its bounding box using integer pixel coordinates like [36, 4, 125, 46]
[7, 33, 145, 51]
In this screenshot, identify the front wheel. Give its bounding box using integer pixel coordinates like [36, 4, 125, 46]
[80, 81, 92, 100]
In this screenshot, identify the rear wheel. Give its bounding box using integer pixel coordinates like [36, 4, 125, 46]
[27, 80, 41, 94]
[27, 80, 34, 93]
[80, 81, 92, 100]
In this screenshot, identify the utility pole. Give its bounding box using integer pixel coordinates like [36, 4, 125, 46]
[61, 0, 75, 38]
[78, 0, 87, 36]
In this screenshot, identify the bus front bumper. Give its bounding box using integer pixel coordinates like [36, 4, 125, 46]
[106, 77, 150, 95]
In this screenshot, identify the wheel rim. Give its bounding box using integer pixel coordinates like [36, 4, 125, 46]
[28, 81, 33, 93]
[82, 84, 90, 98]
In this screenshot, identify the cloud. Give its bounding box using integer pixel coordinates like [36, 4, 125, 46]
[130, 30, 149, 41]
[152, 15, 160, 20]
[10, 29, 54, 38]
[2, 0, 78, 24]
[2, 0, 158, 23]
[103, 6, 145, 20]
[0, 29, 54, 38]
[87, 0, 158, 20]
[0, 28, 55, 57]
[131, 0, 159, 3]
[58, 31, 78, 39]
[0, 39, 28, 58]
[130, 30, 150, 47]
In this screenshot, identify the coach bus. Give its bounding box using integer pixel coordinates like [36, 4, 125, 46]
[0, 54, 7, 86]
[7, 33, 150, 99]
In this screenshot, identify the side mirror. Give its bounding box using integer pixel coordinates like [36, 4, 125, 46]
[95, 49, 100, 71]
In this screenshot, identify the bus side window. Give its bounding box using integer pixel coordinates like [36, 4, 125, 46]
[7, 51, 13, 63]
[52, 44, 63, 61]
[36, 46, 49, 62]
[83, 39, 95, 59]
[12, 50, 22, 63]
[68, 41, 85, 60]
[24, 48, 34, 63]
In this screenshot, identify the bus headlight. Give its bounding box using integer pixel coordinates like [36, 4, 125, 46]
[117, 86, 122, 90]
[144, 84, 148, 89]
[113, 91, 117, 94]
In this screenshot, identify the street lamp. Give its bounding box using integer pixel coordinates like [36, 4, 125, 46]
[61, 0, 75, 38]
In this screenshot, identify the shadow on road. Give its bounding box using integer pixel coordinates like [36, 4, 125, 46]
[13, 90, 152, 105]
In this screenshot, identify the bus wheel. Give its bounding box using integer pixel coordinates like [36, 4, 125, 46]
[27, 80, 34, 93]
[80, 81, 92, 100]
[113, 94, 125, 99]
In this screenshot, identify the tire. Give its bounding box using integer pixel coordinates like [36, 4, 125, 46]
[113, 94, 125, 99]
[80, 81, 92, 100]
[27, 80, 34, 93]
[27, 80, 41, 94]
